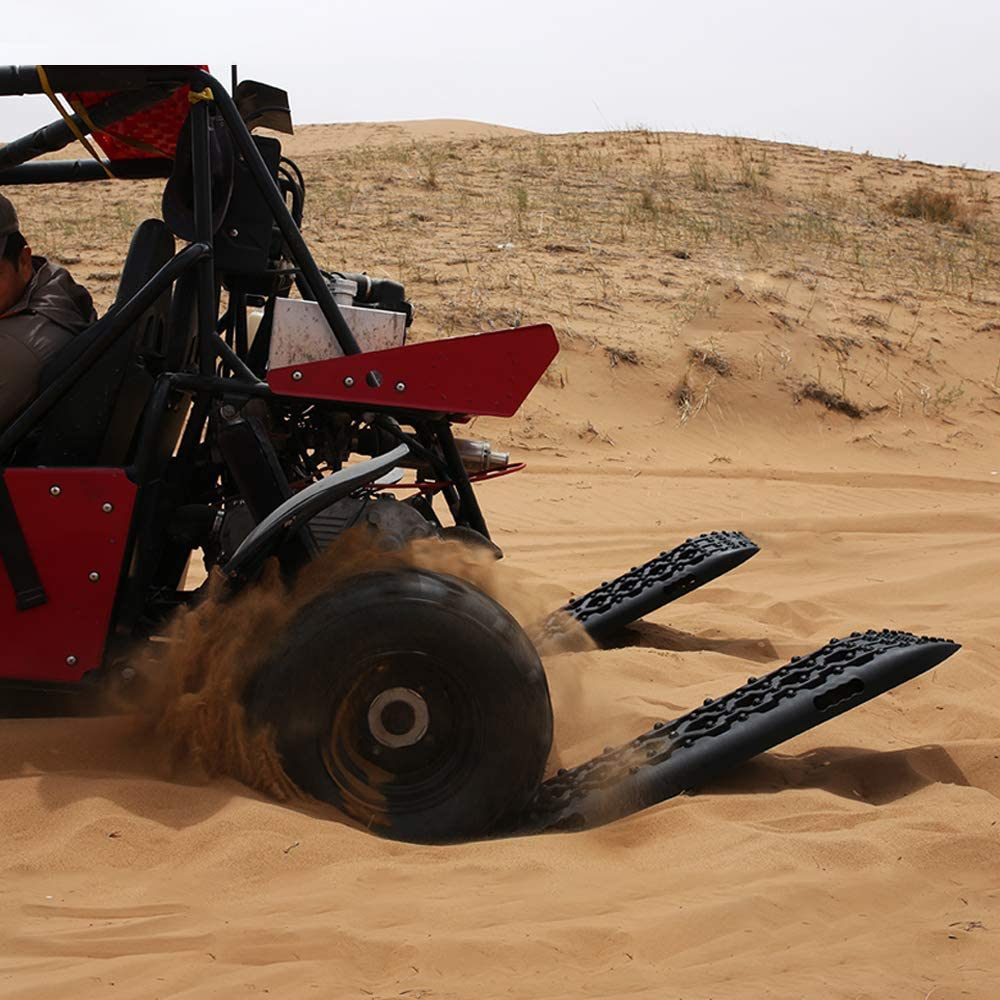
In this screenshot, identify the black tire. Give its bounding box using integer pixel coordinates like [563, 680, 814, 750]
[246, 569, 553, 842]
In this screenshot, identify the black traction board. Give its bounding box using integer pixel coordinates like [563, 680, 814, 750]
[513, 629, 959, 834]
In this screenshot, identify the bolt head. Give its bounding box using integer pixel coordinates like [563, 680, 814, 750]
[343, 376, 355, 387]
[228, 227, 239, 238]
[88, 571, 100, 582]
[291, 370, 303, 382]
[394, 381, 407, 393]
[66, 655, 77, 666]
[101, 502, 113, 513]
[49, 485, 61, 497]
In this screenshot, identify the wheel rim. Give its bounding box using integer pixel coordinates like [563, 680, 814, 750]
[366, 687, 430, 748]
[321, 650, 482, 818]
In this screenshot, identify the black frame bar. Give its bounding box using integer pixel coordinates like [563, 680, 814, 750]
[0, 65, 200, 96]
[193, 70, 362, 357]
[0, 159, 173, 185]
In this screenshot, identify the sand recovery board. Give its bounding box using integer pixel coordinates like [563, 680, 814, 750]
[512, 629, 959, 834]
[557, 530, 760, 641]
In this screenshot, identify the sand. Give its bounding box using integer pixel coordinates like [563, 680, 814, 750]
[2, 120, 999, 998]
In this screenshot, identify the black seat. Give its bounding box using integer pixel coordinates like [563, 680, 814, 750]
[32, 219, 176, 467]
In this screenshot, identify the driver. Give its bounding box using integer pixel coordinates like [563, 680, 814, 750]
[0, 193, 96, 427]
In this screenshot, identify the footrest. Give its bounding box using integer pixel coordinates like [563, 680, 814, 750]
[562, 530, 760, 641]
[513, 629, 959, 834]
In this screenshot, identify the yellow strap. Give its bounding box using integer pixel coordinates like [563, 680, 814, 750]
[36, 65, 114, 179]
[188, 87, 214, 104]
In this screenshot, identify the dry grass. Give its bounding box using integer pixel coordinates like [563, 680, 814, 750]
[798, 381, 866, 419]
[691, 342, 732, 376]
[8, 124, 998, 433]
[604, 346, 640, 367]
[15, 130, 997, 326]
[675, 373, 717, 424]
[889, 185, 968, 227]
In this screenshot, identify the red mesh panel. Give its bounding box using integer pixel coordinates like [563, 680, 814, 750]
[64, 84, 194, 161]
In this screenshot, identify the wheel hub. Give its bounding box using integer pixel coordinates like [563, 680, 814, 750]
[367, 686, 430, 749]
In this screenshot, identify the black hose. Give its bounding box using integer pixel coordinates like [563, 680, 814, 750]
[279, 155, 306, 197]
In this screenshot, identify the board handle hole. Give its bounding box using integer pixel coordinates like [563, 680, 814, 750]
[814, 677, 865, 712]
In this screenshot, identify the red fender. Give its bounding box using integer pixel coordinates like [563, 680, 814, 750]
[268, 324, 559, 418]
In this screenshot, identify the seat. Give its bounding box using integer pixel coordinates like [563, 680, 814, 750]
[31, 219, 176, 467]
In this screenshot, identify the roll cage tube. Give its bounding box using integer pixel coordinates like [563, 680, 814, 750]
[0, 66, 201, 95]
[187, 69, 363, 357]
[0, 159, 173, 185]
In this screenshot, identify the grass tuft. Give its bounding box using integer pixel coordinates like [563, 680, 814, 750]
[799, 382, 866, 419]
[888, 186, 967, 227]
[691, 343, 732, 376]
[605, 346, 640, 367]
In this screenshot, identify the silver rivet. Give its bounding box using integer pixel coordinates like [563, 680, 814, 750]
[228, 227, 239, 238]
[88, 571, 100, 582]
[395, 381, 406, 392]
[343, 376, 355, 387]
[66, 655, 77, 666]
[291, 370, 303, 382]
[101, 502, 113, 513]
[50, 485, 61, 497]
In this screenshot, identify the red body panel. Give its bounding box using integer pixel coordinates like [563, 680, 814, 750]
[0, 469, 136, 684]
[267, 324, 559, 418]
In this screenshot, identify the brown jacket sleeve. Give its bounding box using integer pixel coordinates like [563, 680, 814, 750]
[0, 332, 44, 428]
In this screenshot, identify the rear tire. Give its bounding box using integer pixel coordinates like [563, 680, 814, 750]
[246, 569, 552, 842]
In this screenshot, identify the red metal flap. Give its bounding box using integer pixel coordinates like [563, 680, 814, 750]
[267, 324, 559, 418]
[0, 469, 136, 684]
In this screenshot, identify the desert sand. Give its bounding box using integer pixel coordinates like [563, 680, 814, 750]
[1, 119, 999, 998]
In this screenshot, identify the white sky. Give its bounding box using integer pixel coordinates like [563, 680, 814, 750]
[5, 0, 999, 170]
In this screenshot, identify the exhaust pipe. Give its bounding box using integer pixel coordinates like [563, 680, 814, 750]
[355, 428, 510, 476]
[450, 438, 510, 475]
[403, 438, 509, 476]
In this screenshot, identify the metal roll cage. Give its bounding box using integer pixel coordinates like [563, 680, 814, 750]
[0, 64, 491, 636]
[0, 66, 364, 461]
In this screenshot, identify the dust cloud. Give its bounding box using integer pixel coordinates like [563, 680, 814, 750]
[130, 526, 592, 800]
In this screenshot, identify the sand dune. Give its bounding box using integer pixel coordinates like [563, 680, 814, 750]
[2, 120, 999, 997]
[276, 119, 531, 156]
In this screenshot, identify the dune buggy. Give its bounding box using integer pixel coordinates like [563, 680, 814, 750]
[0, 65, 958, 841]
